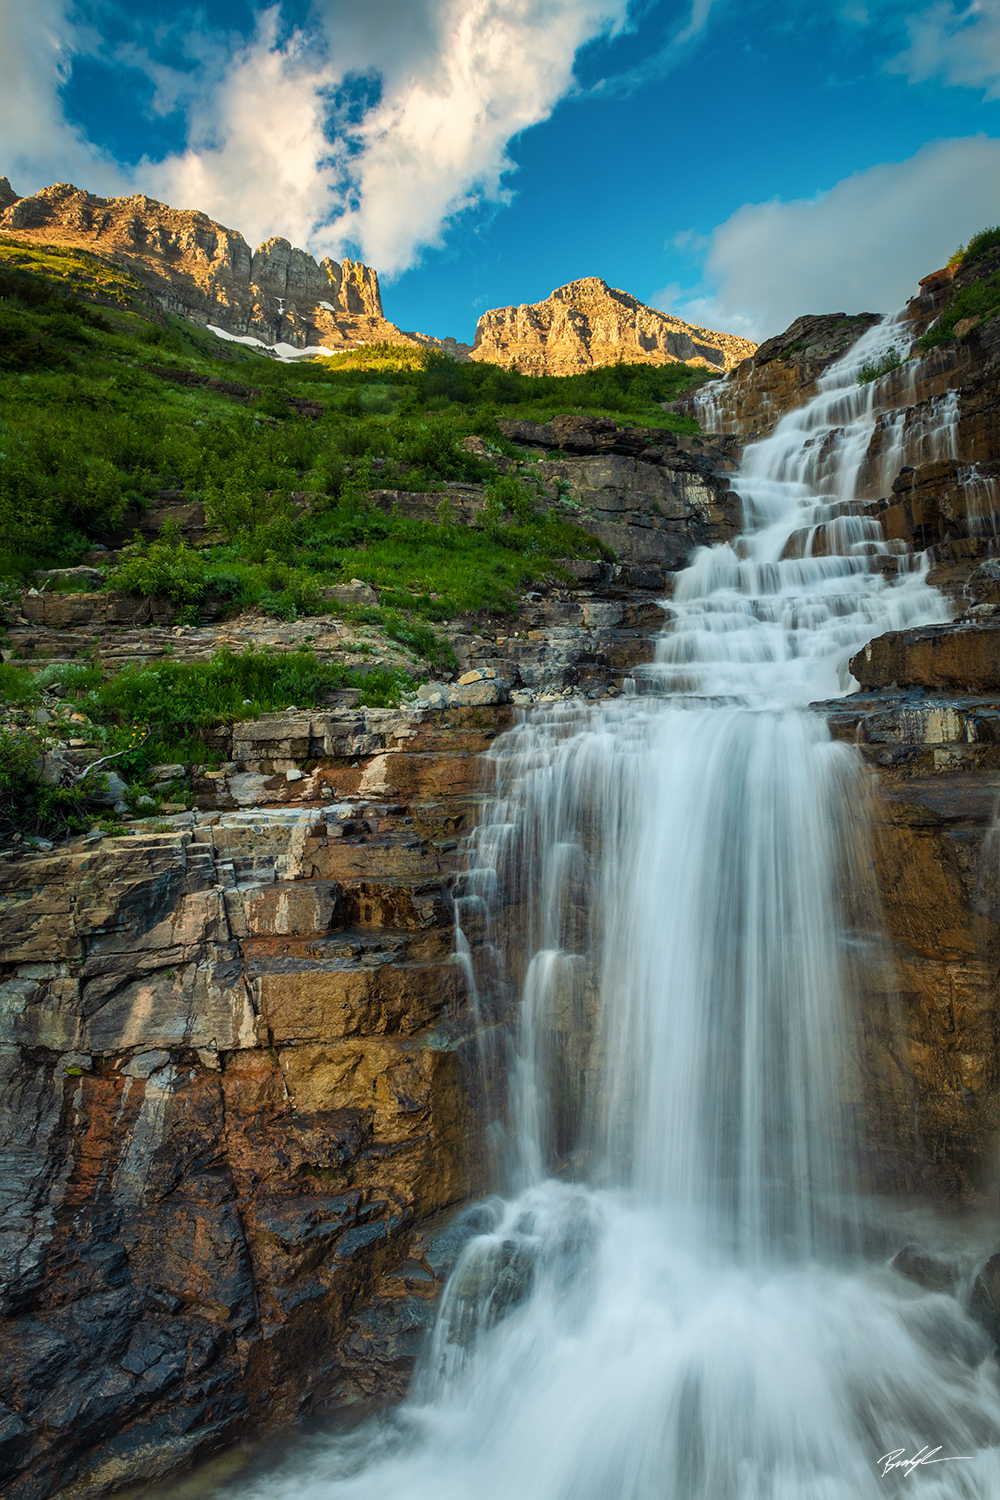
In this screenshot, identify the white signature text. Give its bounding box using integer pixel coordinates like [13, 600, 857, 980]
[878, 1447, 972, 1479]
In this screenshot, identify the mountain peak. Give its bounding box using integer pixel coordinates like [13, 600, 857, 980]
[471, 278, 755, 375]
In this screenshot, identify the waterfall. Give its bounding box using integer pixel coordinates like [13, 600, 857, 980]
[232, 320, 1000, 1498]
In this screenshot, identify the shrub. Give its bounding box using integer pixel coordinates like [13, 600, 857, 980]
[108, 527, 209, 603]
[963, 226, 1000, 264]
[0, 662, 41, 705]
[0, 724, 94, 840]
[857, 348, 903, 385]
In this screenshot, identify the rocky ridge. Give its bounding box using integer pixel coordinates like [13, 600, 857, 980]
[0, 182, 754, 373]
[0, 180, 467, 359]
[471, 276, 755, 376]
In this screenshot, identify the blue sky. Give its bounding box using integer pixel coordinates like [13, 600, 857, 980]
[2, 0, 1000, 342]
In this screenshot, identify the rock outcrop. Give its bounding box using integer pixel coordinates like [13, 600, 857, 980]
[0, 703, 504, 1498]
[0, 180, 454, 357]
[470, 277, 755, 376]
[694, 312, 882, 434]
[0, 474, 736, 1496]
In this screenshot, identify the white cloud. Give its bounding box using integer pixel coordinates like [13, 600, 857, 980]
[0, 0, 128, 192]
[888, 1, 1000, 98]
[668, 137, 1000, 341]
[0, 0, 630, 276]
[154, 0, 633, 275]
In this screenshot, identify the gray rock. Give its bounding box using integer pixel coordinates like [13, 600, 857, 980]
[450, 675, 511, 707]
[121, 1051, 171, 1079]
[88, 771, 129, 807]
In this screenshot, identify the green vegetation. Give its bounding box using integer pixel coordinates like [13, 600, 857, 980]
[857, 348, 904, 385]
[949, 226, 1000, 268]
[920, 269, 1000, 349]
[0, 647, 410, 840]
[0, 243, 710, 839]
[0, 250, 706, 602]
[921, 227, 1000, 349]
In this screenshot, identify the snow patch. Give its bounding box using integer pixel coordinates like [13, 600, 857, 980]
[206, 324, 334, 362]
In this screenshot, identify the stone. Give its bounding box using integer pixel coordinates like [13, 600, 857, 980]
[121, 1051, 171, 1079]
[850, 623, 1000, 691]
[88, 771, 129, 806]
[285, 768, 304, 782]
[891, 1244, 959, 1293]
[33, 566, 104, 590]
[449, 676, 511, 707]
[970, 1255, 1000, 1347]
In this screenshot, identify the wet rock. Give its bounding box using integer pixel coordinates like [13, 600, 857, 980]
[969, 1254, 1000, 1347]
[851, 623, 1000, 691]
[892, 1244, 960, 1294]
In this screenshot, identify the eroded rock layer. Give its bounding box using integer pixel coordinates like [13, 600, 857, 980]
[0, 703, 502, 1497]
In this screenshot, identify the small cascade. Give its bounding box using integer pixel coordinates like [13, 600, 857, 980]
[231, 320, 1000, 1500]
[960, 463, 1000, 541]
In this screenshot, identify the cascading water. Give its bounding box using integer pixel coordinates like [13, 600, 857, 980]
[230, 320, 1000, 1498]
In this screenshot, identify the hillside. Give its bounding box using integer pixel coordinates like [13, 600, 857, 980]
[0, 178, 467, 359]
[0, 180, 753, 373]
[0, 239, 722, 844]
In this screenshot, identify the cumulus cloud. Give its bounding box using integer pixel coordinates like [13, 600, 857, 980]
[151, 0, 635, 274]
[889, 0, 1000, 98]
[0, 0, 127, 192]
[662, 136, 1000, 341]
[0, 0, 637, 274]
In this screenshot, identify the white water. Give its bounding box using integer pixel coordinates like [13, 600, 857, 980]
[230, 319, 1000, 1499]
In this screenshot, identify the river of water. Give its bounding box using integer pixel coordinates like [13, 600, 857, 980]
[221, 318, 1000, 1498]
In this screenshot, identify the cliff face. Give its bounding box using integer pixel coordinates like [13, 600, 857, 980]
[0, 464, 744, 1497]
[0, 181, 438, 356]
[470, 277, 756, 376]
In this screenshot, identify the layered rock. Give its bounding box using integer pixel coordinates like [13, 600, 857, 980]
[470, 277, 755, 376]
[0, 518, 706, 1496]
[0, 702, 510, 1498]
[0, 180, 449, 357]
[694, 313, 882, 435]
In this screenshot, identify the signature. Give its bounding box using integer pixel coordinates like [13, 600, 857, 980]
[878, 1447, 973, 1478]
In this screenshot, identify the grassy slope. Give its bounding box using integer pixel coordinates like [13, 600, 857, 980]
[0, 242, 710, 839]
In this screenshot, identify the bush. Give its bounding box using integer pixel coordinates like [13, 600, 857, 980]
[108, 527, 209, 603]
[0, 724, 94, 840]
[857, 348, 903, 385]
[963, 226, 1000, 264]
[0, 662, 41, 705]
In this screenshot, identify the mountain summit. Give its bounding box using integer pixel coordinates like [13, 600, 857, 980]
[470, 277, 756, 375]
[0, 179, 461, 357]
[0, 180, 753, 370]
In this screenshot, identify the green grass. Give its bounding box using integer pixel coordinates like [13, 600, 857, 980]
[0, 250, 658, 633]
[857, 348, 904, 385]
[0, 646, 416, 839]
[920, 269, 1000, 349]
